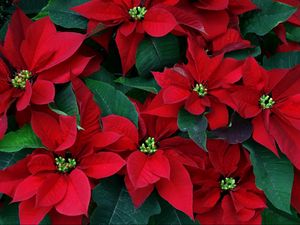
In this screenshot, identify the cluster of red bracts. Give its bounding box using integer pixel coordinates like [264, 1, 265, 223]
[0, 0, 300, 225]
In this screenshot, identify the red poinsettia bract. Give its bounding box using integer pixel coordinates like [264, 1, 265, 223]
[192, 140, 266, 225]
[0, 9, 100, 139]
[91, 99, 201, 218]
[181, 0, 256, 40]
[73, 0, 181, 74]
[0, 80, 125, 225]
[146, 41, 243, 130]
[231, 58, 300, 169]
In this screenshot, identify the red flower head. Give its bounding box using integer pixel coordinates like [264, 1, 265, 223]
[230, 58, 300, 169]
[0, 9, 100, 139]
[92, 98, 201, 219]
[147, 40, 243, 130]
[73, 0, 181, 74]
[0, 79, 125, 225]
[193, 140, 266, 225]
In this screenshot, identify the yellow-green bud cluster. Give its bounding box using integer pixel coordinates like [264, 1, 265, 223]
[259, 94, 275, 109]
[55, 156, 77, 173]
[140, 137, 157, 154]
[220, 177, 236, 191]
[129, 6, 147, 20]
[193, 83, 208, 97]
[11, 70, 32, 89]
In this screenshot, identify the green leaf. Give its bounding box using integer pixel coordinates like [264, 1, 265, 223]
[136, 34, 180, 77]
[243, 141, 294, 214]
[17, 0, 49, 14]
[241, 0, 296, 36]
[85, 79, 139, 127]
[263, 51, 300, 69]
[225, 45, 261, 60]
[0, 149, 32, 170]
[51, 83, 81, 128]
[89, 67, 116, 85]
[0, 203, 19, 225]
[285, 23, 300, 43]
[0, 125, 44, 153]
[177, 109, 208, 150]
[46, 0, 88, 29]
[115, 77, 160, 94]
[0, 200, 51, 225]
[0, 18, 9, 41]
[262, 206, 300, 225]
[90, 176, 161, 225]
[152, 199, 198, 225]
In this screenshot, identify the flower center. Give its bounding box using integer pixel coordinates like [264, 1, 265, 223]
[55, 156, 77, 173]
[129, 6, 147, 20]
[193, 83, 208, 97]
[259, 94, 275, 109]
[220, 177, 236, 191]
[139, 137, 157, 154]
[11, 70, 32, 89]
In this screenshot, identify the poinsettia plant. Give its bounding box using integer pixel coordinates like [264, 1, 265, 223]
[0, 0, 300, 224]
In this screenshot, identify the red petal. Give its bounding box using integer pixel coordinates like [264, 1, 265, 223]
[231, 189, 266, 210]
[194, 0, 228, 10]
[269, 116, 300, 169]
[197, 10, 229, 39]
[184, 93, 206, 115]
[0, 157, 30, 197]
[125, 176, 154, 207]
[31, 111, 77, 151]
[143, 92, 181, 117]
[212, 28, 251, 53]
[28, 154, 56, 174]
[49, 210, 83, 225]
[292, 168, 300, 213]
[146, 150, 170, 179]
[0, 113, 8, 139]
[20, 17, 56, 71]
[152, 68, 191, 89]
[207, 140, 240, 175]
[231, 86, 262, 118]
[102, 115, 139, 145]
[55, 169, 91, 216]
[164, 5, 205, 32]
[2, 9, 31, 68]
[162, 86, 190, 104]
[36, 174, 68, 207]
[19, 198, 52, 225]
[72, 78, 102, 146]
[143, 7, 177, 37]
[206, 101, 228, 130]
[38, 53, 97, 84]
[16, 81, 32, 111]
[242, 57, 267, 89]
[92, 132, 122, 149]
[221, 195, 240, 224]
[194, 188, 220, 212]
[31, 80, 55, 105]
[116, 31, 143, 74]
[252, 114, 278, 155]
[273, 64, 300, 99]
[12, 175, 44, 202]
[80, 152, 125, 179]
[228, 0, 257, 15]
[72, 1, 126, 21]
[127, 151, 161, 188]
[156, 160, 193, 218]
